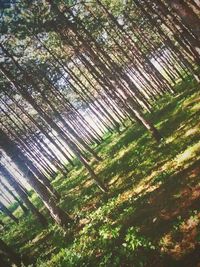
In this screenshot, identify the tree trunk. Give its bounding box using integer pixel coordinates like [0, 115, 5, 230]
[168, 0, 200, 40]
[0, 201, 19, 223]
[0, 180, 28, 215]
[0, 239, 21, 267]
[0, 63, 107, 193]
[0, 128, 72, 228]
[0, 163, 48, 225]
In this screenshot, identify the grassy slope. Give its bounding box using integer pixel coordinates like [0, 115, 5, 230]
[1, 77, 200, 267]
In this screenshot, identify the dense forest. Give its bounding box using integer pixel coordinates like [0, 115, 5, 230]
[0, 0, 200, 266]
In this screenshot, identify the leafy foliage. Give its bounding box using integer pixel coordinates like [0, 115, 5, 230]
[1, 77, 200, 266]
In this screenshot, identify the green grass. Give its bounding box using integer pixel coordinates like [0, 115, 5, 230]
[1, 77, 200, 267]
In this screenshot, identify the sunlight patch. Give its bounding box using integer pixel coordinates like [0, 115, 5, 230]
[175, 141, 200, 165]
[184, 125, 200, 137]
[191, 102, 200, 112]
[165, 135, 176, 144]
[183, 94, 200, 108]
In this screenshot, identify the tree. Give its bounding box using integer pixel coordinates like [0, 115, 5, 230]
[0, 162, 50, 224]
[167, 0, 200, 41]
[0, 128, 72, 228]
[0, 200, 19, 223]
[0, 179, 28, 214]
[0, 238, 22, 267]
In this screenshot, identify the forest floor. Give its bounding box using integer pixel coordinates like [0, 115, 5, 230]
[1, 76, 200, 267]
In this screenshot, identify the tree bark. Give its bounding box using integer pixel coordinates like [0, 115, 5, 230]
[0, 128, 73, 228]
[0, 179, 28, 215]
[0, 201, 19, 223]
[0, 163, 49, 225]
[0, 239, 21, 267]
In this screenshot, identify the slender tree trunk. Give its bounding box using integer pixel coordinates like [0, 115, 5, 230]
[0, 201, 19, 223]
[167, 0, 200, 40]
[0, 128, 73, 228]
[0, 180, 28, 215]
[0, 163, 48, 225]
[0, 63, 107, 192]
[0, 239, 21, 267]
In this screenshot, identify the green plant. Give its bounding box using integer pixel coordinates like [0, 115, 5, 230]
[123, 227, 155, 252]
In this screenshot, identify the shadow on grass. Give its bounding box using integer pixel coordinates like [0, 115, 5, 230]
[1, 78, 200, 267]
